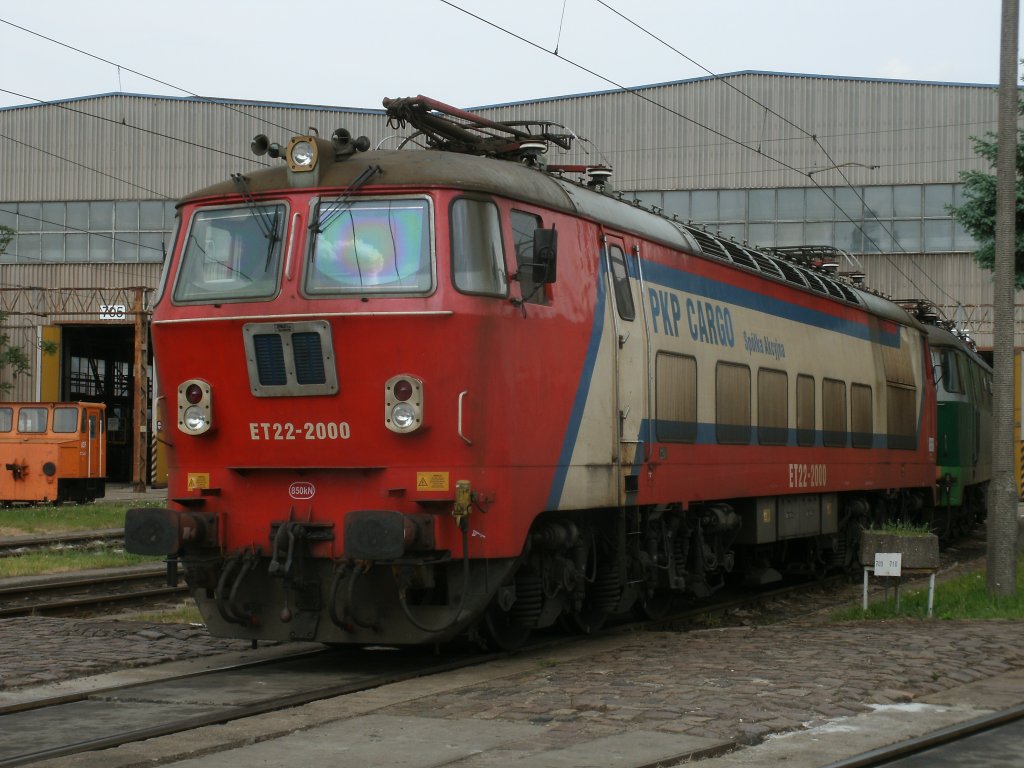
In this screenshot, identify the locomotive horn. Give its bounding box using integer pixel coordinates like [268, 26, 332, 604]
[332, 128, 371, 155]
[251, 134, 283, 158]
[251, 134, 270, 156]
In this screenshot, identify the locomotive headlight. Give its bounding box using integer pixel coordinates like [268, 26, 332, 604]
[291, 141, 314, 166]
[286, 136, 318, 172]
[391, 402, 417, 429]
[178, 378, 212, 435]
[385, 374, 423, 434]
[183, 406, 209, 432]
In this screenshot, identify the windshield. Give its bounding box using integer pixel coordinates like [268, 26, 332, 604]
[305, 197, 432, 295]
[173, 204, 285, 302]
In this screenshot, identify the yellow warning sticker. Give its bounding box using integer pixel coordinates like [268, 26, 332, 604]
[416, 472, 450, 492]
[187, 472, 210, 490]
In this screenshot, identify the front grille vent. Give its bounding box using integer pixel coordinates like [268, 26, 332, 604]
[243, 321, 338, 397]
[253, 334, 288, 386]
[292, 332, 327, 385]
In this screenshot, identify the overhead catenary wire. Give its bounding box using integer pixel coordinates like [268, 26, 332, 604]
[0, 86, 268, 166]
[0, 129, 168, 198]
[438, 0, 963, 311]
[590, 0, 964, 311]
[0, 204, 167, 288]
[0, 16, 305, 137]
[0, 6, 982, 314]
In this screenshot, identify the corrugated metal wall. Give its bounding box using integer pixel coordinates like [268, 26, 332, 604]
[858, 253, 1019, 349]
[0, 263, 163, 399]
[0, 74, 1017, 356]
[0, 324, 44, 401]
[474, 74, 999, 190]
[0, 95, 393, 201]
[0, 75, 1000, 202]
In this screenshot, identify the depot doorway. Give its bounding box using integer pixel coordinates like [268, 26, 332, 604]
[60, 324, 136, 482]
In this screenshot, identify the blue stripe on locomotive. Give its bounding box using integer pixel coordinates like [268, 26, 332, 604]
[546, 255, 916, 509]
[642, 261, 902, 348]
[546, 253, 610, 510]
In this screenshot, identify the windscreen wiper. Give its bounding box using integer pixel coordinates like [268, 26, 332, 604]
[309, 164, 382, 260]
[231, 173, 280, 271]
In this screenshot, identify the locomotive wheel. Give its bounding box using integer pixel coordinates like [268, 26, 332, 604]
[561, 605, 608, 635]
[634, 589, 672, 621]
[480, 603, 531, 651]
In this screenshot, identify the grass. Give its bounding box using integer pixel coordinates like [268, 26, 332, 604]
[833, 559, 1024, 621]
[0, 545, 160, 577]
[0, 501, 163, 577]
[0, 500, 155, 536]
[121, 601, 205, 625]
[0, 500, 199, 625]
[864, 519, 935, 537]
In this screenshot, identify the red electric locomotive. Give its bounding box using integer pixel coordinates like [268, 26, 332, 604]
[127, 97, 939, 648]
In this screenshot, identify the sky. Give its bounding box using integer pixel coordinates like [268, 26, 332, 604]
[0, 0, 1016, 112]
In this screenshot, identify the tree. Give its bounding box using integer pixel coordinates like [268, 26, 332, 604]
[0, 225, 57, 395]
[948, 99, 1024, 287]
[0, 312, 34, 395]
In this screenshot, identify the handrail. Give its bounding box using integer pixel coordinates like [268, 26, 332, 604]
[457, 391, 472, 445]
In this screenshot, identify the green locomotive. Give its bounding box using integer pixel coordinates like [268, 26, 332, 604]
[927, 322, 992, 539]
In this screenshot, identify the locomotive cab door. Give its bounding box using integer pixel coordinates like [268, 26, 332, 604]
[84, 406, 105, 478]
[603, 235, 650, 504]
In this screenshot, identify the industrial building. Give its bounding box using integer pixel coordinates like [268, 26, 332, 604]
[0, 71, 1013, 484]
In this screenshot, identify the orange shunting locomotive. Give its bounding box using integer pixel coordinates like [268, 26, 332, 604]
[0, 402, 106, 505]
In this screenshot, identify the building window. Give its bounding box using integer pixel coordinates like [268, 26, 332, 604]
[634, 183, 975, 254]
[0, 199, 174, 264]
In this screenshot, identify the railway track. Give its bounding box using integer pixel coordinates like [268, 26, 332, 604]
[0, 528, 124, 557]
[823, 704, 1024, 767]
[0, 572, 914, 767]
[0, 641, 498, 767]
[0, 563, 185, 618]
[0, 528, 184, 617]
[0, 528, 991, 766]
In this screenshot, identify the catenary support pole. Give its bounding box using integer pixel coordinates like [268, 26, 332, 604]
[988, 0, 1019, 596]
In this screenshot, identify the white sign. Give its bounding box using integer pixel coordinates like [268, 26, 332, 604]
[874, 552, 902, 577]
[100, 304, 126, 320]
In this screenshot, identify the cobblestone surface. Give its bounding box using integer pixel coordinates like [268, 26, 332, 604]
[0, 617, 251, 690]
[1, 505, 1021, 767]
[379, 619, 1024, 753]
[1, 567, 1022, 767]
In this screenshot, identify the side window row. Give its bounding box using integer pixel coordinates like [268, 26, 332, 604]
[655, 354, 891, 448]
[0, 406, 83, 434]
[934, 347, 992, 402]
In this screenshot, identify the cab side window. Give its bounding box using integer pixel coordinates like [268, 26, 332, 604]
[53, 407, 79, 433]
[17, 407, 47, 433]
[451, 199, 507, 296]
[511, 210, 548, 305]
